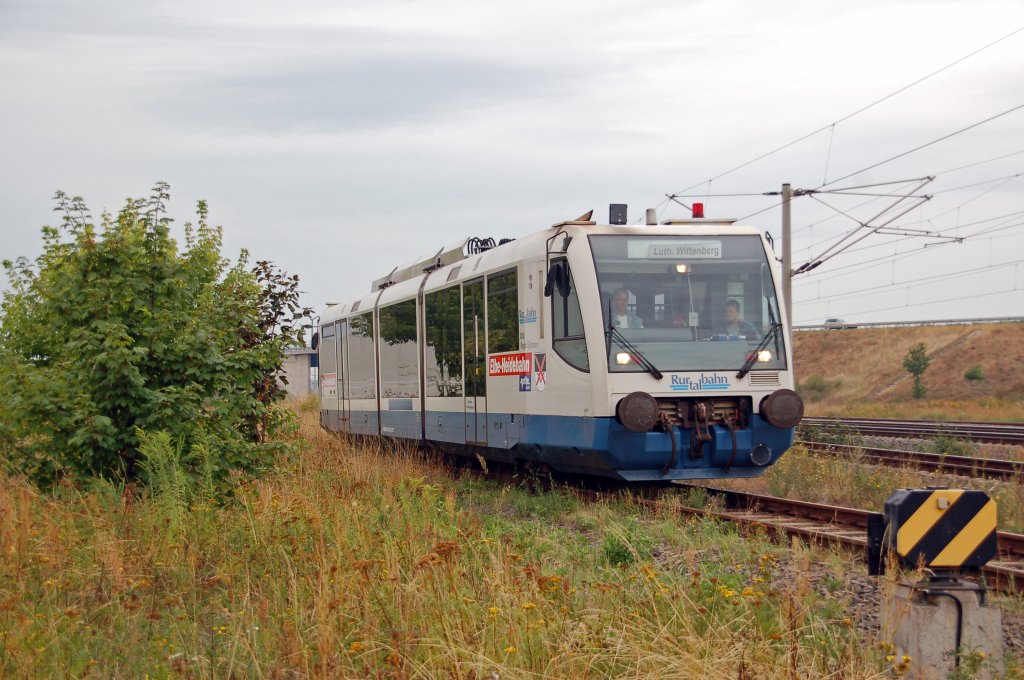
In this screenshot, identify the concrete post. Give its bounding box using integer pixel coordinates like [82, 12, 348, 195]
[881, 580, 1003, 679]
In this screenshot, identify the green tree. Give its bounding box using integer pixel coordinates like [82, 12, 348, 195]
[902, 343, 931, 400]
[0, 183, 310, 488]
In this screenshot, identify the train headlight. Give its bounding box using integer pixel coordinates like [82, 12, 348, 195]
[675, 263, 690, 274]
[759, 389, 804, 429]
[616, 352, 632, 365]
[616, 392, 660, 433]
[757, 350, 772, 362]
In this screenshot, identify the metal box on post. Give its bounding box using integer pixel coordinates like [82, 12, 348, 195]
[883, 488, 997, 572]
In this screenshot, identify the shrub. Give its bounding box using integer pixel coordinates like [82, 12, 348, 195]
[929, 432, 976, 458]
[0, 184, 311, 489]
[964, 365, 985, 382]
[796, 374, 842, 403]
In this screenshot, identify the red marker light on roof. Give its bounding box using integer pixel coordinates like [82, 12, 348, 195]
[692, 203, 704, 218]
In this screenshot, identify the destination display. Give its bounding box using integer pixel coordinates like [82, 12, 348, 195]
[626, 239, 722, 259]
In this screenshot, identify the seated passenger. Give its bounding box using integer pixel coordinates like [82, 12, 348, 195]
[724, 299, 758, 339]
[611, 288, 643, 328]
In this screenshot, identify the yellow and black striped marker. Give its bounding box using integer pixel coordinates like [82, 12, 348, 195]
[883, 488, 997, 571]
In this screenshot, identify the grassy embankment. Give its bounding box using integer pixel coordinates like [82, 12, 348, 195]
[784, 323, 1024, 533]
[1, 403, 942, 679]
[793, 322, 1024, 420]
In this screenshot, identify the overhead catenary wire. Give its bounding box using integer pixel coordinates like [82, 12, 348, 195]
[936, 148, 1024, 175]
[790, 178, 936, 273]
[818, 102, 1024, 189]
[791, 217, 1024, 285]
[793, 258, 1024, 304]
[647, 30, 1024, 322]
[791, 152, 1024, 237]
[814, 287, 1021, 319]
[796, 173, 1024, 255]
[665, 26, 1024, 201]
[797, 204, 1024, 264]
[930, 172, 1024, 194]
[783, 101, 1024, 273]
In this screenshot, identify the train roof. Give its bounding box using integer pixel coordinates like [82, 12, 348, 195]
[320, 219, 764, 325]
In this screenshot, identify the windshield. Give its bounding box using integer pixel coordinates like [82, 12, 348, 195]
[589, 234, 787, 372]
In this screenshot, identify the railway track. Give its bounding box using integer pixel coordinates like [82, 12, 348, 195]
[470, 450, 1024, 593]
[801, 416, 1024, 445]
[659, 485, 1024, 594]
[798, 440, 1024, 482]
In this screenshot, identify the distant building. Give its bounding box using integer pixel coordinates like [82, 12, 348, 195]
[279, 348, 317, 399]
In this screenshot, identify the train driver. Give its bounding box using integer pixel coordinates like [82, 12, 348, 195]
[724, 299, 758, 338]
[611, 288, 644, 328]
[670, 308, 688, 328]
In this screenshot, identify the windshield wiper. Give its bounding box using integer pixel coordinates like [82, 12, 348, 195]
[736, 323, 782, 380]
[766, 294, 782, 359]
[605, 308, 663, 380]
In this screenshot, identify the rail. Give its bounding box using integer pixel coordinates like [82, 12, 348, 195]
[798, 440, 1024, 482]
[801, 416, 1024, 445]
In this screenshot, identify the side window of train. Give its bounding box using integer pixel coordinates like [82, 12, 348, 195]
[550, 258, 589, 371]
[348, 312, 376, 399]
[424, 286, 463, 397]
[378, 299, 418, 398]
[486, 269, 518, 354]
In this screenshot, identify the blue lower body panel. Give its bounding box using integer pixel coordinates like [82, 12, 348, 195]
[322, 409, 795, 481]
[516, 413, 794, 481]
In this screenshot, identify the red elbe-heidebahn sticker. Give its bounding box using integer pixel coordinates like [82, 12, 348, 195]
[488, 352, 532, 376]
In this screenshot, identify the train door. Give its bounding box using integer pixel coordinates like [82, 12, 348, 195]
[319, 323, 339, 428]
[463, 277, 487, 444]
[337, 320, 349, 429]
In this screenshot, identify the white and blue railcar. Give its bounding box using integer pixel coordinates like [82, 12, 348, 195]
[317, 213, 804, 481]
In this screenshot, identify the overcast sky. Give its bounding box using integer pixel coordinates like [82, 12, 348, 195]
[1, 0, 1022, 325]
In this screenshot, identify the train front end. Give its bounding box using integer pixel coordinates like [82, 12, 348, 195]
[542, 221, 803, 481]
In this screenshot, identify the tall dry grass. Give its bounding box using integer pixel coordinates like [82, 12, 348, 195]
[0, 404, 1001, 678]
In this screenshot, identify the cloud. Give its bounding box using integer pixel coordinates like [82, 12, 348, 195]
[152, 49, 594, 134]
[2, 0, 1023, 323]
